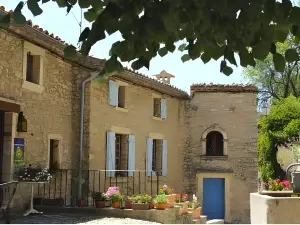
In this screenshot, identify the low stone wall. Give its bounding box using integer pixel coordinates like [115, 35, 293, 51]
[34, 206, 204, 224]
[250, 192, 300, 224]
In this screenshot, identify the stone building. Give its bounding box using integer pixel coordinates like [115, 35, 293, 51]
[0, 6, 258, 223]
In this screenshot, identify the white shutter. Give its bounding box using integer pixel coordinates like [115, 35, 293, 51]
[161, 99, 167, 119]
[108, 80, 119, 106]
[106, 131, 116, 177]
[162, 139, 167, 176]
[146, 137, 153, 176]
[128, 135, 135, 177]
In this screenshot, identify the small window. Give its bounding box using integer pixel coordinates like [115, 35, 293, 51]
[153, 98, 161, 117]
[206, 131, 224, 156]
[115, 134, 128, 177]
[152, 139, 162, 175]
[26, 52, 41, 85]
[118, 86, 126, 108]
[49, 139, 60, 170]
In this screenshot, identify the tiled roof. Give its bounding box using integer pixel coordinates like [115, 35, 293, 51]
[190, 83, 258, 93]
[0, 5, 189, 98]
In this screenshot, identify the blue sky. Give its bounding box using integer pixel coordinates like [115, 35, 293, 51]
[2, 0, 247, 92]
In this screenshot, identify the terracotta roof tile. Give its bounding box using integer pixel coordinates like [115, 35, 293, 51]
[191, 83, 257, 93]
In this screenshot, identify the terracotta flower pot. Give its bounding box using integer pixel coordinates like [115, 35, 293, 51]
[132, 203, 149, 210]
[95, 200, 105, 208]
[154, 203, 169, 210]
[111, 201, 120, 208]
[125, 200, 132, 209]
[149, 201, 154, 209]
[179, 201, 189, 215]
[166, 194, 176, 208]
[77, 200, 84, 207]
[193, 207, 201, 219]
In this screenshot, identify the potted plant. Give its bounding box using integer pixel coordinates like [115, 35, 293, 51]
[105, 187, 123, 208]
[158, 184, 175, 207]
[175, 193, 187, 208]
[131, 193, 151, 210]
[92, 192, 107, 208]
[188, 195, 201, 218]
[125, 195, 134, 209]
[16, 164, 52, 182]
[154, 194, 169, 210]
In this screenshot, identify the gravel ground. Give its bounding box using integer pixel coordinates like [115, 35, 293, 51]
[11, 213, 161, 224]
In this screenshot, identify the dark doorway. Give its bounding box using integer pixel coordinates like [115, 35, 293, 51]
[0, 111, 4, 182]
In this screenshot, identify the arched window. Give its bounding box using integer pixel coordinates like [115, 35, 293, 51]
[206, 131, 224, 156]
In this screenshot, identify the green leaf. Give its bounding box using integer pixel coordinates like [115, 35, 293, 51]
[239, 49, 256, 67]
[285, 48, 299, 63]
[225, 47, 237, 66]
[290, 6, 300, 26]
[181, 54, 190, 62]
[12, 1, 26, 25]
[252, 41, 270, 60]
[270, 43, 276, 55]
[80, 40, 91, 56]
[84, 8, 98, 22]
[79, 27, 90, 42]
[42, 0, 50, 3]
[78, 0, 91, 8]
[178, 43, 187, 52]
[102, 55, 123, 75]
[273, 53, 285, 72]
[158, 47, 168, 57]
[0, 14, 11, 29]
[201, 52, 211, 64]
[64, 45, 77, 60]
[131, 57, 150, 70]
[220, 60, 226, 73]
[55, 0, 67, 7]
[222, 65, 233, 76]
[28, 0, 43, 16]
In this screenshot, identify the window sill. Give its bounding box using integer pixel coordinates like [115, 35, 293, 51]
[152, 116, 164, 121]
[200, 155, 228, 160]
[22, 81, 44, 93]
[115, 107, 128, 113]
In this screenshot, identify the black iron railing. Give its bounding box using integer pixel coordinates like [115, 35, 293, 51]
[0, 181, 18, 223]
[31, 169, 161, 206]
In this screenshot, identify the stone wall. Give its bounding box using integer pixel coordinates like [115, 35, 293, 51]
[185, 91, 258, 223]
[88, 78, 187, 193]
[250, 193, 300, 224]
[0, 29, 92, 210]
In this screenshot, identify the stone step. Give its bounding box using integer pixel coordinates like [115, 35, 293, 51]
[200, 215, 207, 224]
[192, 215, 207, 224]
[206, 219, 224, 224]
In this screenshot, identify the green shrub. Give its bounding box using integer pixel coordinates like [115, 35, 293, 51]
[154, 194, 168, 204]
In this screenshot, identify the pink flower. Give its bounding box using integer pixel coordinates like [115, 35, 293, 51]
[282, 180, 291, 189]
[105, 186, 120, 197]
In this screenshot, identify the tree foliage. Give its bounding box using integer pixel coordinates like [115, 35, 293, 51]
[2, 0, 300, 77]
[243, 34, 300, 105]
[258, 95, 300, 181]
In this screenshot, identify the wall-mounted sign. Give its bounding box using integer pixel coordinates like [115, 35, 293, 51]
[14, 138, 24, 164]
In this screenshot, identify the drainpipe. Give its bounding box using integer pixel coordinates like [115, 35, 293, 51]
[78, 71, 99, 201]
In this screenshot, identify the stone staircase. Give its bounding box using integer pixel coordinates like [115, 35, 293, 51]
[174, 202, 208, 224]
[173, 203, 225, 224]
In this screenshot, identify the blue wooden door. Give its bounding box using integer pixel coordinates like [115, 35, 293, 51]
[203, 178, 225, 220]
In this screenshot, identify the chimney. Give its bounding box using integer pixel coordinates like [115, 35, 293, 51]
[152, 70, 175, 84]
